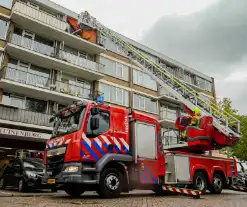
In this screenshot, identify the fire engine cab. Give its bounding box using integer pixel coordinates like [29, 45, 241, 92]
[43, 99, 240, 198]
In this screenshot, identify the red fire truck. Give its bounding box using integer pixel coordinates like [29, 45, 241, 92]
[42, 100, 243, 198]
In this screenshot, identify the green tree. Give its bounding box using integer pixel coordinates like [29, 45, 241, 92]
[217, 98, 247, 161]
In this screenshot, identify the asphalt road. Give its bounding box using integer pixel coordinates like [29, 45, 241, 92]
[0, 190, 246, 207]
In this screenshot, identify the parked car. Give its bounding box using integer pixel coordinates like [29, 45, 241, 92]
[0, 158, 57, 192]
[236, 161, 247, 187]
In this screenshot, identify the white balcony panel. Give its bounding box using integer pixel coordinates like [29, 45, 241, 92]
[5, 43, 104, 81]
[159, 108, 177, 128]
[0, 79, 86, 106]
[11, 1, 105, 54]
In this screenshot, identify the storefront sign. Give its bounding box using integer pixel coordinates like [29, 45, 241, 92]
[0, 127, 51, 140]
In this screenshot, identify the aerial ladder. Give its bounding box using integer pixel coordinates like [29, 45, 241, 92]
[77, 11, 241, 151]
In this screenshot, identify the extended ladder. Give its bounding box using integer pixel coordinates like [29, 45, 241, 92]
[78, 12, 241, 139]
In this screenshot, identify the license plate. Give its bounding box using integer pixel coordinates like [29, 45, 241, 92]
[47, 179, 56, 184]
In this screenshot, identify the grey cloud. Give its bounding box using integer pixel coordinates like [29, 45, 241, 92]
[141, 0, 247, 78]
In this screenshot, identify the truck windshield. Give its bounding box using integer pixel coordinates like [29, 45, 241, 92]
[51, 106, 86, 137]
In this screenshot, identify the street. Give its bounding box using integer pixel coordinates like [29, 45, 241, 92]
[0, 190, 246, 207]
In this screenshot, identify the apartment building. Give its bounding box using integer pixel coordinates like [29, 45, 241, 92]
[0, 0, 216, 161]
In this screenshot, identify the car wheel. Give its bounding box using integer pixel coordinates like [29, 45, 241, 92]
[18, 179, 27, 192]
[65, 184, 85, 197]
[97, 168, 123, 198]
[0, 177, 6, 189]
[193, 172, 208, 194]
[209, 173, 224, 194]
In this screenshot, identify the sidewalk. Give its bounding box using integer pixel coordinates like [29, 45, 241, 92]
[0, 189, 66, 197]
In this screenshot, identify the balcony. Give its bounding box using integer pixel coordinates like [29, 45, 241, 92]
[0, 104, 52, 131]
[6, 34, 104, 81]
[159, 107, 177, 128]
[0, 67, 93, 105]
[11, 1, 105, 54]
[157, 86, 181, 104]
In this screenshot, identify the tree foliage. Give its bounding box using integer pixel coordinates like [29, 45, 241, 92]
[217, 98, 247, 161]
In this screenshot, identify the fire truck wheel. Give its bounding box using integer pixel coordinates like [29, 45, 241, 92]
[98, 168, 123, 198]
[209, 173, 223, 194]
[193, 172, 208, 194]
[0, 177, 6, 189]
[65, 184, 85, 197]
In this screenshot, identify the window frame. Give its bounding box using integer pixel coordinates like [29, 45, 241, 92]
[115, 62, 124, 78]
[86, 108, 110, 138]
[0, 19, 9, 41]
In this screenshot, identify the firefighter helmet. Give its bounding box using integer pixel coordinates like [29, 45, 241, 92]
[193, 107, 201, 115]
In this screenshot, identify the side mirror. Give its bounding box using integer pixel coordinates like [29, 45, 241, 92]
[90, 116, 99, 131]
[91, 107, 99, 116]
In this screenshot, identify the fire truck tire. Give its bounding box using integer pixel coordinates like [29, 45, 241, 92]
[65, 184, 85, 197]
[0, 177, 6, 189]
[193, 172, 208, 194]
[209, 173, 223, 194]
[97, 168, 123, 198]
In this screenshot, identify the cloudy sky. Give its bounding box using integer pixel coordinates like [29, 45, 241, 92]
[52, 0, 247, 114]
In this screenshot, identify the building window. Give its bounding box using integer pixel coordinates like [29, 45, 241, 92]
[162, 128, 178, 146]
[2, 92, 48, 113]
[133, 93, 157, 114]
[0, 0, 13, 9]
[184, 72, 194, 84]
[0, 52, 3, 66]
[56, 71, 92, 99]
[99, 82, 129, 106]
[133, 69, 157, 91]
[2, 93, 26, 109]
[0, 19, 9, 40]
[196, 76, 212, 92]
[100, 56, 129, 81]
[25, 97, 47, 113]
[6, 58, 51, 88]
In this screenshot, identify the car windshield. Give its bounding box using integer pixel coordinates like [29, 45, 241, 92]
[23, 159, 44, 170]
[51, 106, 86, 137]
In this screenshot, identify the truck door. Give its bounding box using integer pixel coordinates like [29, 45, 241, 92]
[135, 121, 160, 185]
[83, 107, 113, 162]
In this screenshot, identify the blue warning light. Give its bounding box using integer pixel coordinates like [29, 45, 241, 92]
[97, 95, 104, 104]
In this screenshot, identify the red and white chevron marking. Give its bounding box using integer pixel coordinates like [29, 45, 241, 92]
[46, 137, 71, 148]
[162, 186, 201, 198]
[230, 185, 247, 192]
[81, 133, 129, 152]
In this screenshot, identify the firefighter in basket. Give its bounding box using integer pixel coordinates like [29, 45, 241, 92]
[182, 107, 202, 139]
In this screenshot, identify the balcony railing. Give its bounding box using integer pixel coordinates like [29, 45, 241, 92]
[13, 1, 67, 31]
[58, 50, 101, 72]
[159, 87, 177, 99]
[2, 67, 92, 99]
[11, 33, 55, 57]
[160, 107, 177, 121]
[10, 34, 104, 72]
[0, 105, 52, 127]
